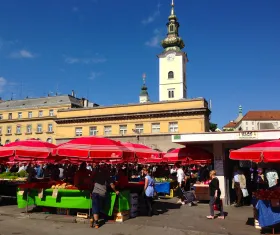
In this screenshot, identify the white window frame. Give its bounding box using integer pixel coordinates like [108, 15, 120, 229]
[135, 124, 144, 134]
[37, 124, 42, 133]
[38, 110, 43, 117]
[119, 125, 127, 135]
[0, 127, 2, 135]
[168, 89, 175, 98]
[28, 111, 32, 118]
[18, 112, 22, 119]
[151, 123, 160, 133]
[169, 122, 178, 133]
[16, 125, 21, 134]
[104, 126, 112, 136]
[0, 114, 3, 120]
[89, 126, 98, 136]
[7, 126, 11, 134]
[49, 110, 54, 116]
[75, 127, 82, 137]
[27, 125, 32, 133]
[8, 113, 12, 120]
[48, 124, 53, 132]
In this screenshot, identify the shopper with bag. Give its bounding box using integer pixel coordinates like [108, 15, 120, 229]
[207, 170, 225, 219]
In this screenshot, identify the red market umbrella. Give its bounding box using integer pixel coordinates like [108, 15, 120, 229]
[0, 140, 57, 159]
[138, 157, 167, 164]
[121, 142, 162, 159]
[229, 140, 280, 163]
[163, 147, 213, 164]
[53, 136, 134, 161]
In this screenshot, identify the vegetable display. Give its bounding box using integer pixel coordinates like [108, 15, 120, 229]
[51, 183, 77, 190]
[0, 170, 28, 181]
[155, 178, 173, 183]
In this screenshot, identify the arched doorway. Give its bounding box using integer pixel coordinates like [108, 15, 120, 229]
[5, 140, 10, 145]
[46, 138, 52, 143]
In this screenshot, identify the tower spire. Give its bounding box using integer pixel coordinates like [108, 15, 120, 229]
[139, 73, 149, 103]
[161, 0, 185, 52]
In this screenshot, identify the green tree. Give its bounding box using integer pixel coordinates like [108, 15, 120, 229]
[209, 122, 218, 132]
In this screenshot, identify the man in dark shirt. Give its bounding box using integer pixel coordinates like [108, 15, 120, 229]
[90, 166, 119, 228]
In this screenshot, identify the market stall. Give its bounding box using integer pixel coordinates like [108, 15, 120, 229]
[230, 140, 280, 232]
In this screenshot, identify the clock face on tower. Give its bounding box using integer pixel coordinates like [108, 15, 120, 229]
[166, 52, 176, 62]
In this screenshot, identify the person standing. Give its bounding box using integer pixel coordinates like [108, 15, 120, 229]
[232, 167, 246, 207]
[90, 166, 119, 228]
[207, 170, 224, 219]
[142, 168, 157, 216]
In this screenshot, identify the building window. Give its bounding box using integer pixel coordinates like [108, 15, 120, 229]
[27, 125, 32, 134]
[7, 126, 11, 134]
[252, 121, 254, 125]
[8, 113, 12, 120]
[38, 110, 43, 117]
[169, 122, 178, 133]
[168, 71, 174, 79]
[246, 127, 248, 131]
[0, 114, 3, 120]
[28, 111, 32, 118]
[168, 89, 175, 98]
[47, 138, 52, 143]
[48, 124, 53, 132]
[169, 24, 174, 32]
[49, 110, 54, 116]
[0, 127, 2, 135]
[119, 125, 127, 135]
[16, 125, 21, 134]
[18, 112, 22, 119]
[37, 124, 42, 133]
[89, 126, 98, 136]
[252, 127, 254, 130]
[151, 123, 160, 133]
[75, 127, 82, 137]
[104, 126, 112, 136]
[135, 124, 144, 134]
[246, 122, 248, 125]
[5, 140, 10, 145]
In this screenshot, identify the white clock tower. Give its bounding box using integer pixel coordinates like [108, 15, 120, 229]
[158, 0, 188, 101]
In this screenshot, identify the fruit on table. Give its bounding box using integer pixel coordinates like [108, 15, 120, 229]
[51, 183, 77, 190]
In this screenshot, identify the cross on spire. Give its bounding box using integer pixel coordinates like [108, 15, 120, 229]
[142, 73, 146, 85]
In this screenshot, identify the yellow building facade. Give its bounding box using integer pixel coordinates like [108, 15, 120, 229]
[55, 99, 210, 152]
[0, 95, 88, 145]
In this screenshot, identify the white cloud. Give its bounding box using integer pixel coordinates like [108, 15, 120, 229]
[142, 3, 161, 25]
[9, 49, 36, 59]
[65, 55, 107, 64]
[0, 77, 7, 93]
[145, 29, 162, 48]
[0, 38, 18, 51]
[89, 71, 102, 80]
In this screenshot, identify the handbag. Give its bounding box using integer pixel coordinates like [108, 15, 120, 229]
[241, 188, 249, 197]
[213, 199, 222, 211]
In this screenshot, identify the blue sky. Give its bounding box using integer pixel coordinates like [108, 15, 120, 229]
[0, 0, 280, 127]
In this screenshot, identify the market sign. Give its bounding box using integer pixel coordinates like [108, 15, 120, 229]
[173, 135, 181, 140]
[238, 131, 258, 139]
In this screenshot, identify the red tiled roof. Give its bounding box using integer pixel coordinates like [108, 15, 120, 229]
[242, 111, 280, 121]
[223, 121, 237, 128]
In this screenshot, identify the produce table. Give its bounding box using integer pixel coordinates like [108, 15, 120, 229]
[193, 184, 210, 201]
[17, 189, 130, 216]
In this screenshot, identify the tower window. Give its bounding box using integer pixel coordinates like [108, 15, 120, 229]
[168, 89, 175, 98]
[168, 71, 174, 79]
[169, 25, 174, 32]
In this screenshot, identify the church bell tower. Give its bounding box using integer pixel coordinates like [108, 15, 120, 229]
[158, 0, 188, 101]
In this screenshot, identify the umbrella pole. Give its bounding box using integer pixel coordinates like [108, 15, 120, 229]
[26, 190, 29, 214]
